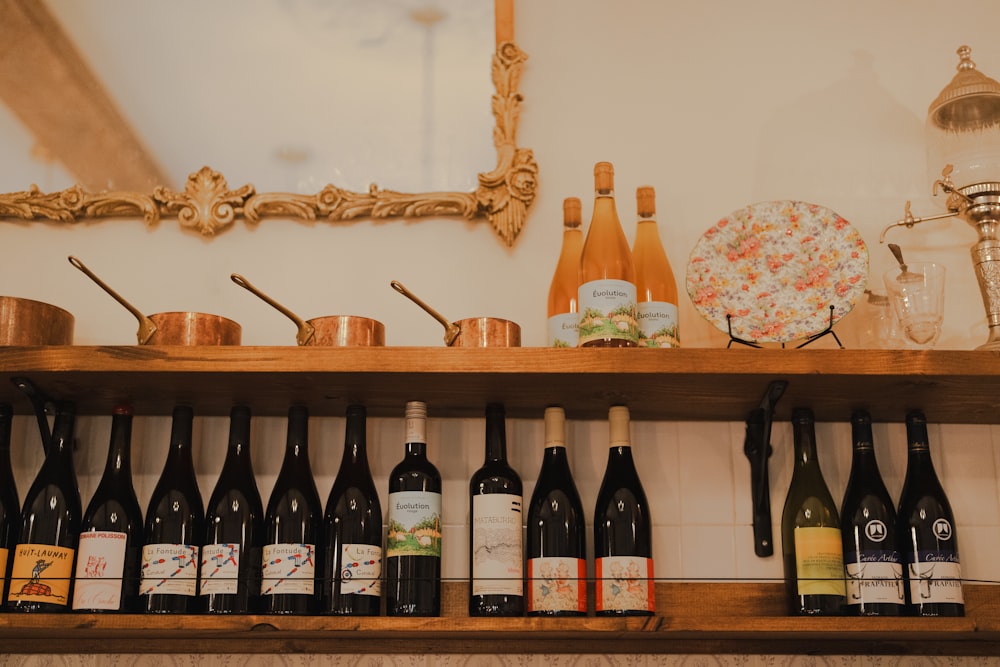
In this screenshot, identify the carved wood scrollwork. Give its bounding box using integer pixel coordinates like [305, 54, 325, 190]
[0, 42, 537, 247]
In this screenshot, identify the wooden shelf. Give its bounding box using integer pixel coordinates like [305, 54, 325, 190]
[1, 583, 998, 655]
[0, 346, 997, 422]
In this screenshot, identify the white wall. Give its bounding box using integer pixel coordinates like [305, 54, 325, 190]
[3, 1, 1000, 664]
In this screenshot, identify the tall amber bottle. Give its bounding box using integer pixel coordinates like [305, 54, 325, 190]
[577, 162, 639, 347]
[632, 186, 679, 348]
[547, 197, 584, 348]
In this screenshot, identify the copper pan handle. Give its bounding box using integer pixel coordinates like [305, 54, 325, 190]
[390, 280, 461, 346]
[231, 273, 315, 346]
[68, 255, 157, 344]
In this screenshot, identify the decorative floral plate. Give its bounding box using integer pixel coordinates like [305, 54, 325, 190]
[686, 200, 868, 344]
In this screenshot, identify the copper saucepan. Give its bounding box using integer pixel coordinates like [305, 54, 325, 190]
[390, 280, 520, 348]
[68, 256, 241, 345]
[232, 273, 385, 346]
[0, 296, 74, 345]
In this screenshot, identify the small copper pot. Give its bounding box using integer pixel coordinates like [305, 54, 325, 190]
[232, 273, 385, 346]
[390, 280, 521, 348]
[69, 256, 241, 345]
[0, 296, 74, 345]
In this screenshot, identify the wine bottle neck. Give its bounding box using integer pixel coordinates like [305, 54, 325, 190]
[405, 441, 427, 458]
[484, 410, 507, 463]
[103, 413, 134, 480]
[792, 420, 820, 467]
[341, 408, 370, 468]
[47, 407, 76, 460]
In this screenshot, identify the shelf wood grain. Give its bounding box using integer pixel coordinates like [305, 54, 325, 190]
[1, 583, 997, 655]
[0, 346, 996, 422]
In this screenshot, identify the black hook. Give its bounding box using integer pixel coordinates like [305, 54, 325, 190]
[743, 379, 788, 557]
[10, 376, 55, 456]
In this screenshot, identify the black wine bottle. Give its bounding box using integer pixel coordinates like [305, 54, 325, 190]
[897, 410, 964, 616]
[201, 405, 264, 614]
[7, 402, 80, 612]
[140, 405, 204, 613]
[261, 405, 321, 615]
[840, 410, 903, 616]
[469, 403, 524, 616]
[781, 408, 846, 615]
[322, 404, 382, 615]
[527, 406, 586, 616]
[386, 401, 442, 616]
[73, 404, 144, 612]
[0, 403, 20, 606]
[593, 405, 654, 616]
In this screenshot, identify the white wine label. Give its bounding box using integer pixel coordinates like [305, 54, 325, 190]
[471, 493, 523, 596]
[908, 558, 964, 605]
[547, 312, 579, 348]
[387, 491, 442, 559]
[140, 544, 199, 596]
[794, 526, 847, 597]
[845, 559, 905, 605]
[636, 301, 679, 348]
[8, 543, 74, 606]
[595, 555, 654, 613]
[199, 543, 241, 595]
[72, 531, 127, 610]
[339, 544, 382, 596]
[261, 543, 315, 596]
[527, 556, 586, 613]
[578, 279, 639, 346]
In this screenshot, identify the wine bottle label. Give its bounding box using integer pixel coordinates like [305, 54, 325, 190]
[578, 279, 639, 346]
[8, 544, 74, 607]
[908, 555, 964, 605]
[793, 527, 847, 597]
[261, 543, 315, 596]
[595, 556, 655, 613]
[72, 531, 127, 610]
[471, 493, 523, 596]
[845, 557, 905, 605]
[338, 544, 382, 596]
[547, 313, 579, 348]
[527, 556, 586, 613]
[140, 544, 199, 596]
[635, 301, 679, 348]
[387, 491, 442, 559]
[200, 543, 241, 595]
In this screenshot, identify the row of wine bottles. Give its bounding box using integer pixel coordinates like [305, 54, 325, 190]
[547, 161, 680, 349]
[783, 408, 964, 617]
[0, 400, 654, 617]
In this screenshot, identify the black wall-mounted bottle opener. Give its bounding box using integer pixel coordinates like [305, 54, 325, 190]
[743, 379, 787, 558]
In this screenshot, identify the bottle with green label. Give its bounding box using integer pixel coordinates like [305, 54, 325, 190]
[577, 161, 639, 347]
[781, 408, 846, 615]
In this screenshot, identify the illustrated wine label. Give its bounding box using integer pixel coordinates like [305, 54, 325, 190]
[794, 526, 847, 597]
[471, 493, 523, 596]
[547, 313, 579, 348]
[635, 301, 679, 348]
[577, 278, 638, 346]
[200, 543, 241, 595]
[387, 491, 442, 560]
[908, 530, 964, 606]
[140, 543, 199, 596]
[527, 556, 586, 613]
[261, 543, 315, 596]
[72, 531, 127, 610]
[338, 544, 382, 596]
[595, 555, 654, 613]
[9, 543, 75, 606]
[845, 556, 904, 605]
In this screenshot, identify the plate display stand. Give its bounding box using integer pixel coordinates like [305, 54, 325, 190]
[725, 306, 843, 349]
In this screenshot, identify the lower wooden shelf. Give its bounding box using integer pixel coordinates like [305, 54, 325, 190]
[2, 583, 998, 655]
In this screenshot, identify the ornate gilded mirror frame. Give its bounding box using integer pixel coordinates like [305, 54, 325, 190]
[0, 0, 536, 247]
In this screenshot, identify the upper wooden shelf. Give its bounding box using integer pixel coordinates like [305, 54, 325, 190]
[0, 346, 995, 423]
